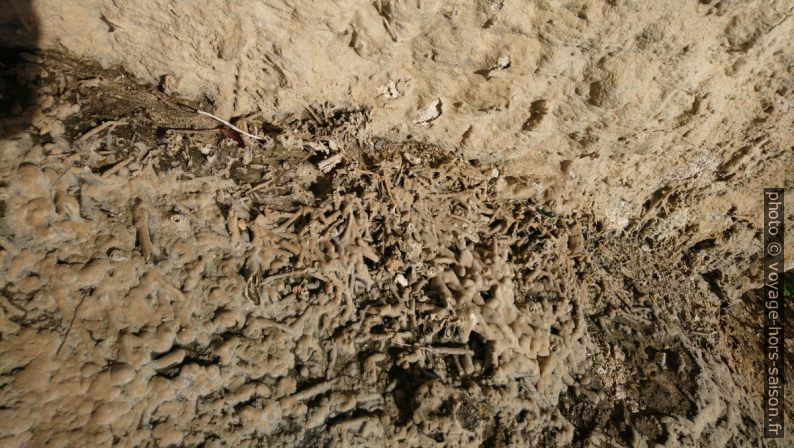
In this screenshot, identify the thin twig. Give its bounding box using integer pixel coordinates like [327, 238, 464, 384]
[197, 110, 267, 141]
[56, 292, 87, 356]
[77, 120, 126, 143]
[247, 180, 275, 195]
[304, 105, 323, 124]
[161, 127, 219, 133]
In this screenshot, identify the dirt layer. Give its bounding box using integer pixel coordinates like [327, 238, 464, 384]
[0, 52, 792, 447]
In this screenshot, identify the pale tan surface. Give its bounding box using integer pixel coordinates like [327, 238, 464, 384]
[0, 1, 793, 446]
[17, 0, 793, 264]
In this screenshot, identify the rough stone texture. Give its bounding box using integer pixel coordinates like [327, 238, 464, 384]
[8, 1, 791, 284]
[0, 1, 793, 446]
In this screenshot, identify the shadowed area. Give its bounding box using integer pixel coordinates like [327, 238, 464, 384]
[1, 0, 39, 138]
